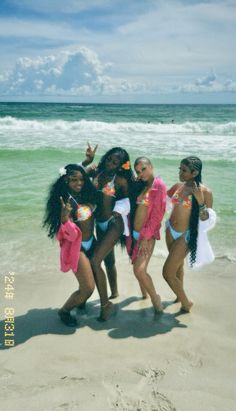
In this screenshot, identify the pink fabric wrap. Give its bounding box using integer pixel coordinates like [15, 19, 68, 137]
[126, 177, 167, 263]
[56, 220, 82, 273]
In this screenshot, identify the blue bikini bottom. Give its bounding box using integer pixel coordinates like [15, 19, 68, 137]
[166, 220, 190, 242]
[96, 216, 114, 232]
[132, 229, 140, 241]
[81, 236, 94, 251]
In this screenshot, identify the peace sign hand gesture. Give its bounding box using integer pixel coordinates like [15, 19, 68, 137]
[85, 142, 98, 165]
[60, 196, 72, 223]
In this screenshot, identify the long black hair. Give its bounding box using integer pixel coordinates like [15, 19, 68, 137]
[43, 164, 97, 239]
[181, 156, 202, 266]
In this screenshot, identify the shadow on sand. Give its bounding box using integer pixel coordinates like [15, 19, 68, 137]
[0, 297, 187, 350]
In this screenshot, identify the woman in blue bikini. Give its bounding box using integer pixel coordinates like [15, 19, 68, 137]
[163, 156, 213, 312]
[85, 147, 133, 321]
[43, 164, 98, 326]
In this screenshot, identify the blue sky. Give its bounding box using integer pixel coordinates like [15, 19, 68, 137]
[0, 0, 236, 103]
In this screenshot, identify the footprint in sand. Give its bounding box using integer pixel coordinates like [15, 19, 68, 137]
[110, 382, 176, 411]
[134, 366, 166, 383]
[54, 402, 80, 410]
[184, 351, 203, 368]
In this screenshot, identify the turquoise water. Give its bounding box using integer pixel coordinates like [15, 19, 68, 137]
[0, 103, 235, 275]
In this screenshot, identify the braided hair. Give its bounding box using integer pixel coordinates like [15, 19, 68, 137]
[43, 164, 97, 239]
[181, 156, 202, 266]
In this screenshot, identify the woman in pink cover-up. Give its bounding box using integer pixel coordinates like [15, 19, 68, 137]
[127, 157, 167, 313]
[43, 163, 98, 327]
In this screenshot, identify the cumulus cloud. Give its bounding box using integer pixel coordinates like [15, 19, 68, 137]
[178, 71, 236, 93]
[0, 47, 147, 97]
[1, 47, 235, 99]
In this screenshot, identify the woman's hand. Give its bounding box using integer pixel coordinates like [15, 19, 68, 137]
[83, 142, 98, 166]
[60, 196, 72, 223]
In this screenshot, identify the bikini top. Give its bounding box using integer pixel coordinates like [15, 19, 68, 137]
[69, 194, 95, 222]
[171, 187, 192, 209]
[136, 189, 150, 207]
[93, 174, 116, 198]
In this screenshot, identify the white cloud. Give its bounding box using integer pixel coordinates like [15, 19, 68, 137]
[178, 71, 236, 93]
[0, 46, 235, 98]
[0, 47, 147, 97]
[1, 1, 236, 101]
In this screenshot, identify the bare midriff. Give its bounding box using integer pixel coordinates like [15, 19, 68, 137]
[76, 215, 95, 241]
[134, 204, 148, 231]
[170, 185, 192, 232]
[95, 192, 115, 221]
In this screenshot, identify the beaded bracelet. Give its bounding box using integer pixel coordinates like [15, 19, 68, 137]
[199, 204, 207, 214]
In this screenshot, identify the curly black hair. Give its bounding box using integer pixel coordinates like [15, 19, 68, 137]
[181, 156, 203, 266]
[43, 164, 97, 239]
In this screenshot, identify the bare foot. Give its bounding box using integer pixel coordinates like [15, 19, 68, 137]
[98, 301, 115, 321]
[181, 300, 194, 312]
[109, 292, 119, 299]
[152, 294, 164, 313]
[58, 309, 77, 327]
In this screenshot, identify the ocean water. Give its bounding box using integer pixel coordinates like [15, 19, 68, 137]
[0, 102, 235, 276]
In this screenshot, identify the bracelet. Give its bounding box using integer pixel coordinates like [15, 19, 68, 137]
[199, 204, 207, 214]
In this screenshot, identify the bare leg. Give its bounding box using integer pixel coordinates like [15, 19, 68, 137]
[166, 230, 184, 303]
[97, 225, 119, 299]
[138, 281, 149, 299]
[163, 231, 193, 311]
[174, 264, 184, 302]
[133, 239, 163, 312]
[104, 249, 119, 299]
[131, 239, 148, 298]
[59, 252, 95, 326]
[91, 216, 124, 320]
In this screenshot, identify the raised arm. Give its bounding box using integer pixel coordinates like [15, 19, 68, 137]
[81, 142, 98, 167]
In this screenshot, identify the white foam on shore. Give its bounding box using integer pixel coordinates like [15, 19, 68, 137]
[0, 117, 236, 159]
[1, 116, 236, 134]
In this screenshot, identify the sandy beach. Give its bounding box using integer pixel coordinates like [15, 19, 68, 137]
[1, 246, 236, 411]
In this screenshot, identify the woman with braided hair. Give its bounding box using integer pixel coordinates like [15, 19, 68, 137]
[163, 156, 214, 312]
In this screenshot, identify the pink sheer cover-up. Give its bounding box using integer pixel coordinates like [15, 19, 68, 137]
[126, 177, 167, 263]
[56, 220, 82, 273]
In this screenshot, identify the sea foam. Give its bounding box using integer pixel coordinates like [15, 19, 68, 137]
[0, 117, 235, 160]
